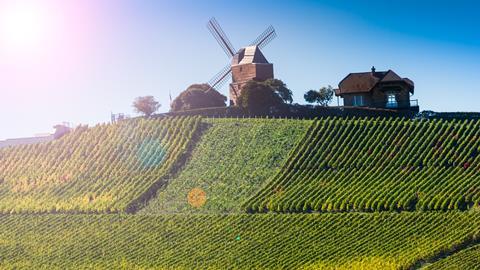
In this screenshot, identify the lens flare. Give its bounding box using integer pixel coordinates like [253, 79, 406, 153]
[187, 188, 207, 208]
[136, 139, 167, 169]
[0, 2, 55, 52]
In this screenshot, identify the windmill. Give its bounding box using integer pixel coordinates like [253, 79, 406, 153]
[206, 17, 277, 106]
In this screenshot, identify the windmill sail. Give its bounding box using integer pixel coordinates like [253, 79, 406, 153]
[208, 64, 232, 90]
[250, 25, 277, 50]
[207, 18, 236, 57]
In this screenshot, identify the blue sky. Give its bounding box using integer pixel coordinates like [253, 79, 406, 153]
[1, 0, 479, 140]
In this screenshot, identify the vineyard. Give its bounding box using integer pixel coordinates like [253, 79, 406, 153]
[0, 116, 201, 213]
[0, 212, 479, 269]
[141, 118, 311, 213]
[246, 117, 480, 213]
[1, 116, 480, 269]
[424, 244, 480, 269]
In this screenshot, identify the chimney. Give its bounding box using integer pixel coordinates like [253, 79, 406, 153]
[371, 66, 376, 74]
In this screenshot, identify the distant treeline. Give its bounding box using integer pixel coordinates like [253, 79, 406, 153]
[417, 111, 480, 120]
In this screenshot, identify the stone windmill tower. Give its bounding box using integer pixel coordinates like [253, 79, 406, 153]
[206, 18, 276, 105]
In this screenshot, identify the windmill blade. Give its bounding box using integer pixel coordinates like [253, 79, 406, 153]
[207, 17, 236, 58]
[250, 25, 277, 50]
[207, 64, 232, 91]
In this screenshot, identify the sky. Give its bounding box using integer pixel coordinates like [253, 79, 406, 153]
[0, 0, 479, 140]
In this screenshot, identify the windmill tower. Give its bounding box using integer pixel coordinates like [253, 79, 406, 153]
[206, 18, 277, 106]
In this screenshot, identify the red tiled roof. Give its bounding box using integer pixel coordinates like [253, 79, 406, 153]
[337, 69, 414, 96]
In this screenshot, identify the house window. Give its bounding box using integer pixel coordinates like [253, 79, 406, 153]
[352, 95, 364, 106]
[386, 93, 398, 108]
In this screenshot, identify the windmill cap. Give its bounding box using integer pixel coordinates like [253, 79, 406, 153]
[232, 45, 269, 65]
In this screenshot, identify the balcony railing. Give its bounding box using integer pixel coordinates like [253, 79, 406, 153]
[369, 99, 419, 109]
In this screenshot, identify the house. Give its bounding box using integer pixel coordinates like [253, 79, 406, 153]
[0, 135, 53, 149]
[229, 45, 274, 105]
[335, 67, 418, 112]
[0, 124, 71, 149]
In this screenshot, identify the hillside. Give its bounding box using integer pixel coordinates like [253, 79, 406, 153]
[141, 118, 311, 213]
[246, 117, 480, 213]
[1, 116, 480, 269]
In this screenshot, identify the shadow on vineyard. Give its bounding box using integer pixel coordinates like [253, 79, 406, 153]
[411, 234, 480, 269]
[423, 243, 480, 269]
[125, 120, 210, 213]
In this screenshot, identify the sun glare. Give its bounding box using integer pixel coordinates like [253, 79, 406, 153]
[0, 2, 54, 52]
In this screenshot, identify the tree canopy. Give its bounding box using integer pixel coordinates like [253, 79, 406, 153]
[263, 79, 293, 104]
[171, 84, 226, 112]
[133, 96, 161, 117]
[304, 86, 334, 106]
[238, 80, 283, 113]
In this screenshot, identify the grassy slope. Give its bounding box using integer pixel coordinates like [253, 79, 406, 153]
[0, 212, 479, 269]
[0, 117, 201, 213]
[246, 118, 480, 213]
[423, 244, 480, 270]
[140, 118, 311, 213]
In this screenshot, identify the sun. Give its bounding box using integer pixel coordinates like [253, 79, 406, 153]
[0, 2, 54, 52]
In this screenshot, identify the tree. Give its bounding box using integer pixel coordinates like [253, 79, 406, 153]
[304, 90, 321, 104]
[238, 80, 283, 113]
[304, 86, 334, 106]
[133, 96, 161, 117]
[171, 84, 226, 112]
[263, 79, 293, 104]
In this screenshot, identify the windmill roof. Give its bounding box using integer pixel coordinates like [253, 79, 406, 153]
[232, 46, 269, 65]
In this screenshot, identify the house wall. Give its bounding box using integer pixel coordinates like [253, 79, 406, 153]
[396, 88, 411, 104]
[342, 93, 373, 107]
[372, 85, 411, 108]
[342, 85, 411, 109]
